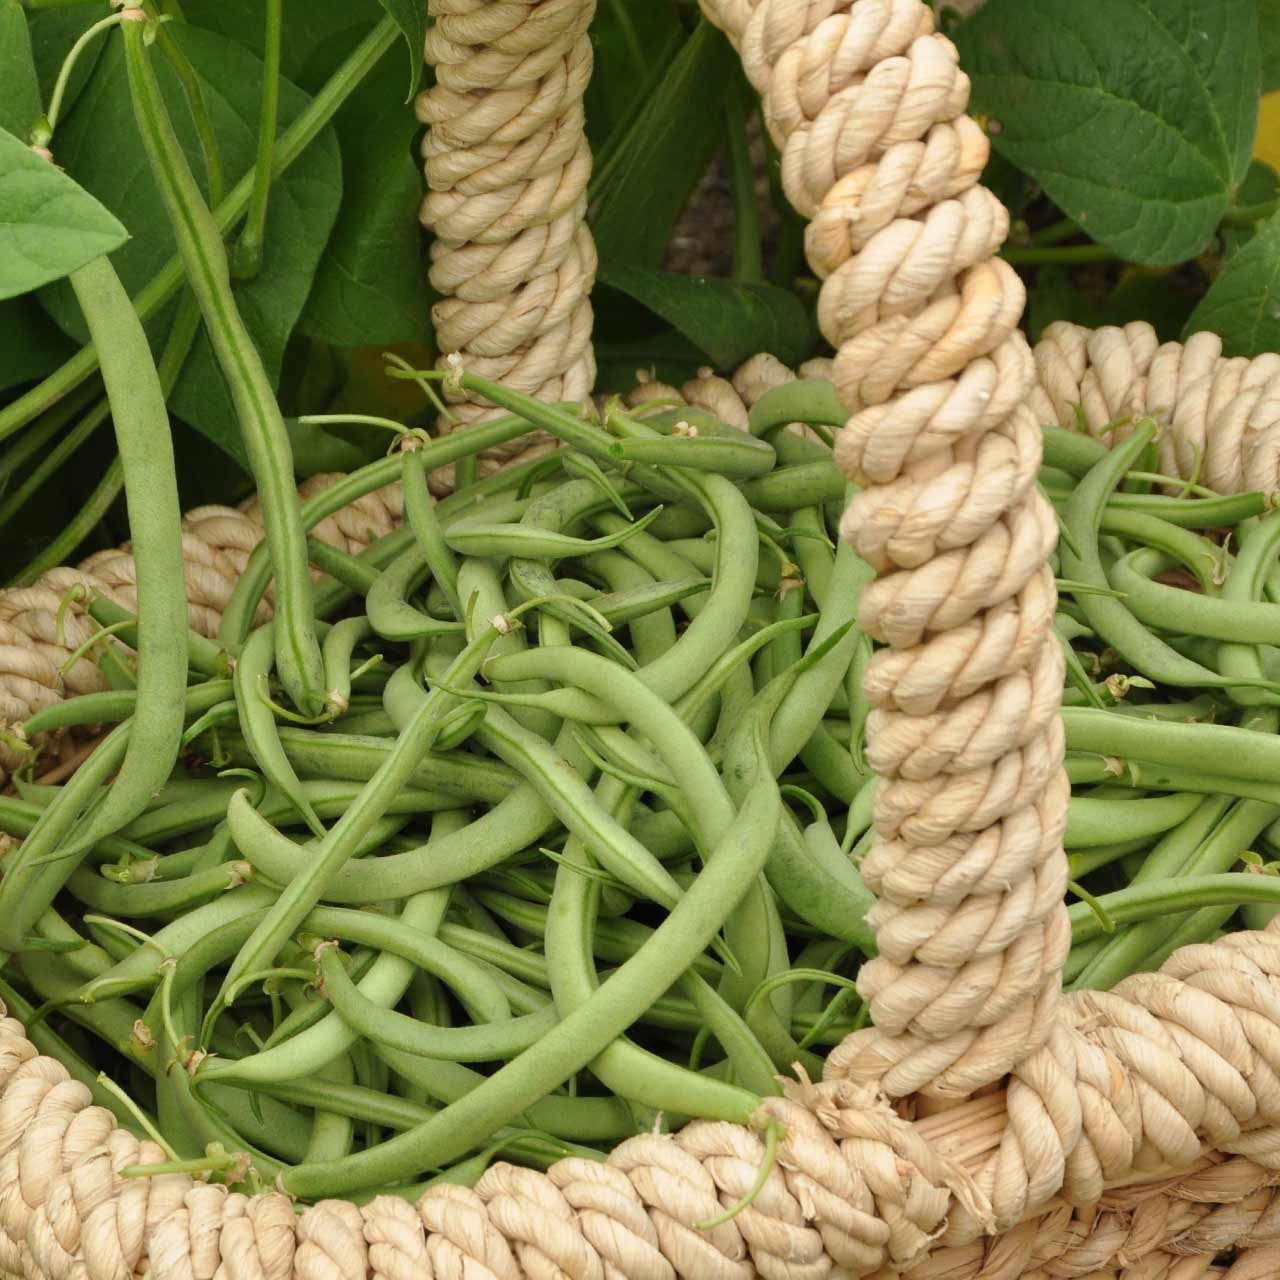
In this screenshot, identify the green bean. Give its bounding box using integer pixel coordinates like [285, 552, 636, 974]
[1062, 425, 1276, 692]
[740, 460, 844, 510]
[1097, 509, 1225, 590]
[23, 679, 233, 739]
[607, 432, 776, 477]
[216, 622, 509, 1012]
[86, 593, 231, 679]
[1073, 796, 1271, 988]
[320, 947, 555, 1061]
[403, 447, 463, 618]
[3, 256, 187, 883]
[746, 377, 846, 438]
[446, 504, 665, 561]
[1064, 793, 1202, 846]
[1112, 548, 1280, 644]
[364, 544, 462, 642]
[282, 727, 778, 1196]
[373, 1046, 641, 1143]
[234, 625, 325, 836]
[124, 18, 325, 715]
[1068, 873, 1280, 944]
[474, 707, 686, 910]
[0, 720, 132, 954]
[1218, 512, 1280, 706]
[66, 860, 250, 917]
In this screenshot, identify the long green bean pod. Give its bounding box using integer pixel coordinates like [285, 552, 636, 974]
[121, 13, 326, 715]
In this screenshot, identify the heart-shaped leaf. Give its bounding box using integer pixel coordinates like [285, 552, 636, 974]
[0, 127, 128, 300]
[1184, 210, 1280, 356]
[958, 0, 1260, 265]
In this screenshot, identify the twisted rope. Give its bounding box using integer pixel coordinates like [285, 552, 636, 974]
[415, 0, 599, 465]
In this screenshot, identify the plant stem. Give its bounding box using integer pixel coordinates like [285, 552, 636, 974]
[0, 16, 398, 447]
[725, 77, 763, 284]
[0, 400, 111, 533]
[1030, 216, 1079, 246]
[1000, 242, 1115, 265]
[1221, 197, 1280, 228]
[233, 0, 282, 279]
[45, 12, 128, 134]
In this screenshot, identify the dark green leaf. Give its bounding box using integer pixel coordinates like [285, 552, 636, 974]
[180, 0, 381, 91]
[38, 27, 342, 465]
[28, 3, 110, 125]
[298, 40, 430, 347]
[958, 0, 1260, 265]
[0, 294, 75, 392]
[598, 263, 813, 369]
[585, 1, 682, 149]
[1260, 0, 1280, 91]
[0, 126, 128, 299]
[1185, 210, 1280, 355]
[374, 0, 426, 98]
[591, 19, 736, 269]
[0, 5, 41, 141]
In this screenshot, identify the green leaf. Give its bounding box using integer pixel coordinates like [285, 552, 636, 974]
[27, 2, 111, 125]
[297, 39, 430, 347]
[0, 294, 75, 392]
[585, 0, 682, 149]
[283, 418, 372, 475]
[958, 0, 1261, 266]
[1184, 210, 1280, 356]
[180, 0, 381, 91]
[591, 19, 737, 269]
[0, 5, 41, 141]
[374, 0, 425, 98]
[598, 263, 813, 370]
[1261, 0, 1280, 91]
[38, 26, 342, 465]
[0, 127, 128, 300]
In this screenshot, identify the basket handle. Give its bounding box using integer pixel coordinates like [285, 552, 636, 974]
[700, 0, 1071, 1097]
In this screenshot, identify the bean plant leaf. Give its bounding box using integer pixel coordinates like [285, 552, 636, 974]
[0, 295, 75, 392]
[0, 127, 129, 300]
[591, 19, 738, 269]
[181, 0, 382, 91]
[298, 40, 431, 347]
[27, 2, 110, 124]
[957, 0, 1261, 266]
[598, 263, 813, 370]
[1184, 210, 1280, 356]
[1261, 0, 1280, 91]
[0, 5, 41, 141]
[38, 26, 342, 466]
[374, 0, 426, 98]
[584, 0, 683, 150]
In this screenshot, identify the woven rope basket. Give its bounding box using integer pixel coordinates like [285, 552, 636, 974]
[4, 0, 1280, 1276]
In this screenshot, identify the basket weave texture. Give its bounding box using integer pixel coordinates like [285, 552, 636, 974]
[4, 0, 1280, 1277]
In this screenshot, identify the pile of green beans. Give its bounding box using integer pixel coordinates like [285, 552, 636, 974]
[7, 364, 1280, 1197]
[11, 23, 1280, 1188]
[8, 356, 1280, 1202]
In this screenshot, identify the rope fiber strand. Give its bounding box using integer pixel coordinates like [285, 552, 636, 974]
[4, 1, 1280, 1277]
